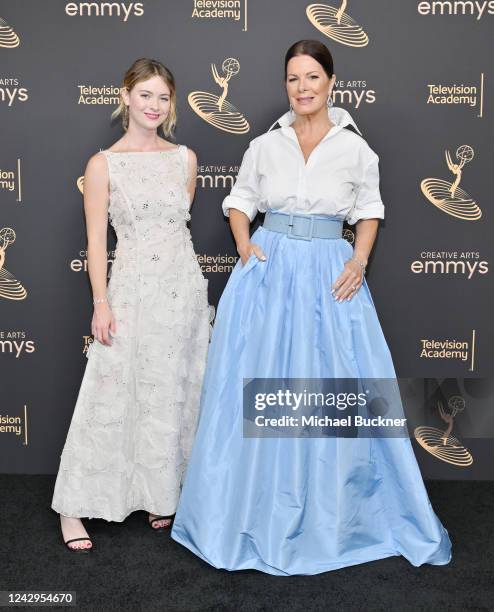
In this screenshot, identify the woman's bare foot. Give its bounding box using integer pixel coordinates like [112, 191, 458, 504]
[60, 515, 93, 550]
[148, 513, 172, 529]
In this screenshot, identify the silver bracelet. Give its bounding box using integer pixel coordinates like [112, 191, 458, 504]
[350, 257, 367, 275]
[93, 296, 108, 305]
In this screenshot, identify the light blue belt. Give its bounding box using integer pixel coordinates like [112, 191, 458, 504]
[263, 210, 343, 241]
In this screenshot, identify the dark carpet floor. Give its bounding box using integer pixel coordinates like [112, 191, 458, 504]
[0, 476, 492, 612]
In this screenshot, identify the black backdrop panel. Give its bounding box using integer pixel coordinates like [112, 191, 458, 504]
[1, 1, 492, 477]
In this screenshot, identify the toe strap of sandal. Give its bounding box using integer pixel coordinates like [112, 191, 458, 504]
[149, 513, 175, 525]
[65, 537, 92, 545]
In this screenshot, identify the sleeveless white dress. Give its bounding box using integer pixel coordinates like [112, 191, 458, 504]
[52, 145, 211, 521]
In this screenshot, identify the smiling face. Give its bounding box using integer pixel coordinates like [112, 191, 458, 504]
[122, 74, 171, 131]
[286, 54, 336, 117]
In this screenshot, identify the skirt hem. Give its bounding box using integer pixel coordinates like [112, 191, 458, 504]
[51, 503, 177, 523]
[171, 531, 452, 576]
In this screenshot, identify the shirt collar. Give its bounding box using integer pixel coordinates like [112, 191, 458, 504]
[269, 105, 362, 139]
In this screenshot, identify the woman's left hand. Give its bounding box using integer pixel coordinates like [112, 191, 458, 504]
[332, 259, 364, 302]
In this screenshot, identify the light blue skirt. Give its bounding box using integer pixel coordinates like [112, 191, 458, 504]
[171, 215, 452, 575]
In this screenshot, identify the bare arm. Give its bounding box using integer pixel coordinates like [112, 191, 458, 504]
[229, 208, 266, 265]
[186, 148, 198, 208]
[352, 218, 378, 269]
[83, 152, 116, 345]
[84, 153, 109, 300]
[332, 218, 379, 302]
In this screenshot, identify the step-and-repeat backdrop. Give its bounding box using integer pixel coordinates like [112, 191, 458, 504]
[1, 1, 493, 478]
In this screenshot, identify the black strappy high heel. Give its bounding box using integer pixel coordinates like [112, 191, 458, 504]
[63, 536, 93, 553]
[148, 513, 175, 531]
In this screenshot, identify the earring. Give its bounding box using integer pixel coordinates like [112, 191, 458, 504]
[123, 105, 129, 129]
[327, 95, 334, 108]
[289, 103, 294, 113]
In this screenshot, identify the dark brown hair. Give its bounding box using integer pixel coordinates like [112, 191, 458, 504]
[284, 40, 334, 80]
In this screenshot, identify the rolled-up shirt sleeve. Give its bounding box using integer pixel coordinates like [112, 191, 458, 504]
[222, 144, 259, 222]
[346, 149, 385, 225]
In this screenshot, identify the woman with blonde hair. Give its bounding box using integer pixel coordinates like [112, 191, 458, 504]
[52, 58, 211, 551]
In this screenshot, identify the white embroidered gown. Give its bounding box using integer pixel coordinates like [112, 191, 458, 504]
[52, 145, 211, 521]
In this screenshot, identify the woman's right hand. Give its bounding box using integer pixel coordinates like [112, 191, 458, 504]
[91, 302, 117, 346]
[237, 241, 267, 266]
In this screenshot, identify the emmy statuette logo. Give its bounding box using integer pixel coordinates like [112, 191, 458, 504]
[414, 396, 473, 466]
[188, 58, 249, 134]
[0, 228, 27, 300]
[342, 228, 355, 245]
[421, 145, 481, 220]
[306, 1, 369, 47]
[0, 17, 20, 48]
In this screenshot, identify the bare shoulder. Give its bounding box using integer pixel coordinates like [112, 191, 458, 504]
[84, 151, 109, 192]
[185, 147, 197, 176]
[185, 146, 197, 164]
[85, 150, 108, 174]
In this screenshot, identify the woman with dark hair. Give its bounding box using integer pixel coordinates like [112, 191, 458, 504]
[51, 58, 211, 552]
[171, 40, 452, 575]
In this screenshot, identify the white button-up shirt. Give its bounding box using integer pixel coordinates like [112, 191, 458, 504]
[222, 106, 385, 225]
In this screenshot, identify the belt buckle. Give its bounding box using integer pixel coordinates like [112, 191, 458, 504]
[287, 213, 315, 241]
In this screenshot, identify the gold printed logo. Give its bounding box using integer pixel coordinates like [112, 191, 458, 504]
[191, 0, 246, 28]
[0, 227, 27, 300]
[0, 405, 28, 444]
[197, 253, 238, 274]
[420, 331, 476, 371]
[342, 228, 355, 244]
[82, 335, 93, 355]
[0, 17, 20, 48]
[417, 1, 494, 20]
[426, 73, 485, 117]
[0, 159, 22, 201]
[188, 58, 249, 134]
[414, 396, 473, 466]
[421, 145, 481, 220]
[306, 2, 369, 47]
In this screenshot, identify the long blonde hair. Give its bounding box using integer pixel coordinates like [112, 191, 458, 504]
[111, 58, 177, 138]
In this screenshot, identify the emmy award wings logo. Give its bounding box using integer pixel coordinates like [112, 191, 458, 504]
[342, 228, 355, 245]
[0, 228, 27, 300]
[306, 1, 369, 47]
[414, 396, 473, 466]
[421, 145, 481, 220]
[0, 17, 20, 48]
[188, 58, 250, 134]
